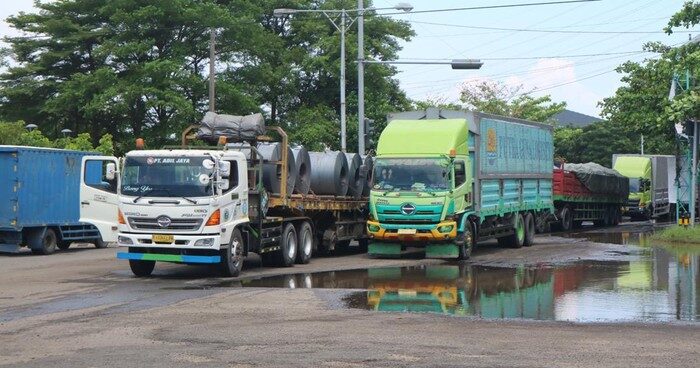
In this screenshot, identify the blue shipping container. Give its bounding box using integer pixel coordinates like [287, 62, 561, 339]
[0, 146, 102, 253]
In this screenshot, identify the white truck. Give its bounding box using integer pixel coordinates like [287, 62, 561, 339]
[79, 127, 368, 277]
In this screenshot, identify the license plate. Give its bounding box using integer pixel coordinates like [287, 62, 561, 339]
[152, 234, 174, 243]
[397, 228, 416, 235]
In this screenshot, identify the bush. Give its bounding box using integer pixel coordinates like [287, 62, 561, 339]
[651, 225, 700, 244]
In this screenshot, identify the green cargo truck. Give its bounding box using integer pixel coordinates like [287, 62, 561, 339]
[367, 108, 554, 259]
[612, 154, 672, 220]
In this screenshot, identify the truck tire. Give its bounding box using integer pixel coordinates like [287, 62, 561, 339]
[278, 223, 297, 267]
[93, 237, 108, 249]
[30, 228, 58, 255]
[129, 260, 155, 277]
[501, 213, 525, 248]
[295, 221, 313, 264]
[523, 213, 535, 247]
[219, 228, 244, 277]
[458, 221, 476, 260]
[358, 239, 369, 252]
[560, 207, 573, 231]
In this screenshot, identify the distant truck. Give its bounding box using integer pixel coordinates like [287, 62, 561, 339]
[0, 146, 109, 254]
[367, 108, 554, 259]
[612, 154, 674, 220]
[552, 163, 628, 230]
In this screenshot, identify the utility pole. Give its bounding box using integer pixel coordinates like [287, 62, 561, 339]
[209, 28, 216, 112]
[640, 134, 644, 155]
[340, 11, 347, 152]
[357, 0, 366, 155]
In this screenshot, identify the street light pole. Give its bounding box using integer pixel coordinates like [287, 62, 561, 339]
[340, 11, 347, 152]
[357, 0, 366, 154]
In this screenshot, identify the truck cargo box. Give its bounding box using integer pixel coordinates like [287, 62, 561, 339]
[0, 146, 103, 253]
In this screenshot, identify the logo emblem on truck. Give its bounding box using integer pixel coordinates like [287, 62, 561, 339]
[157, 216, 172, 228]
[400, 203, 416, 215]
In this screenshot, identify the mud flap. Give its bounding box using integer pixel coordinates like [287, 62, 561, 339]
[368, 242, 402, 257]
[425, 243, 459, 259]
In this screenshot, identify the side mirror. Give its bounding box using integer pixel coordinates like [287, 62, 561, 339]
[218, 161, 231, 177]
[198, 174, 211, 185]
[217, 179, 230, 191]
[202, 159, 215, 170]
[105, 163, 117, 181]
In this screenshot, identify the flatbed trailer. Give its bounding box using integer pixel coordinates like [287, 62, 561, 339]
[552, 167, 625, 230]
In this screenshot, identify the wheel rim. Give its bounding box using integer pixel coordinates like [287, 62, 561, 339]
[44, 231, 56, 248]
[516, 216, 525, 242]
[230, 237, 242, 267]
[287, 233, 297, 260]
[302, 229, 312, 257]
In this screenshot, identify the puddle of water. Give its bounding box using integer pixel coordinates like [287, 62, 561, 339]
[239, 246, 700, 323]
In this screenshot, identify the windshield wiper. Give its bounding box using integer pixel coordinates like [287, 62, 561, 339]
[133, 188, 171, 203]
[179, 196, 197, 204]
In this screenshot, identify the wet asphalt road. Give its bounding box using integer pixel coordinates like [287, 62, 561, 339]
[1, 221, 699, 367]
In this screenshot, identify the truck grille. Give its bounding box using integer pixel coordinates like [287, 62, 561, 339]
[128, 217, 203, 231]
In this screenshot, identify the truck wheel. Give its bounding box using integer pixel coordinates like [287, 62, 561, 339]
[278, 223, 297, 267]
[358, 239, 369, 252]
[507, 214, 525, 248]
[57, 240, 72, 250]
[295, 221, 313, 264]
[560, 207, 573, 231]
[523, 213, 535, 247]
[129, 260, 155, 277]
[220, 228, 244, 277]
[612, 207, 621, 226]
[30, 228, 58, 255]
[93, 237, 107, 249]
[457, 221, 476, 260]
[336, 240, 351, 253]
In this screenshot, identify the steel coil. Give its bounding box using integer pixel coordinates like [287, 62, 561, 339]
[291, 146, 312, 194]
[344, 152, 363, 199]
[308, 151, 348, 196]
[361, 155, 374, 196]
[257, 142, 296, 195]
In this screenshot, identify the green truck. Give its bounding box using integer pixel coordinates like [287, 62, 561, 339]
[367, 108, 554, 259]
[612, 154, 674, 220]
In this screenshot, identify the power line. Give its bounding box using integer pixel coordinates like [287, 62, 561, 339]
[398, 50, 647, 62]
[404, 20, 698, 34]
[379, 0, 601, 16]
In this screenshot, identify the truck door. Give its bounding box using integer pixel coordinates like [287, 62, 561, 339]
[80, 156, 120, 242]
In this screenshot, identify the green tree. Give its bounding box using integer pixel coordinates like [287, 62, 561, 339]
[554, 121, 640, 167]
[458, 80, 566, 123]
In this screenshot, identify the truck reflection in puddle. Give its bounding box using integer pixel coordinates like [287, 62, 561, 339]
[242, 246, 700, 322]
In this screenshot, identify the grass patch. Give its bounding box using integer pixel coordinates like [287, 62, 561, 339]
[651, 225, 700, 244]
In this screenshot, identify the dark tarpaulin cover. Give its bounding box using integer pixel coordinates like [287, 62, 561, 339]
[197, 112, 265, 142]
[564, 162, 629, 198]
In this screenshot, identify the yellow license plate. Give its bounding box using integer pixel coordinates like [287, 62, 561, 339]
[152, 234, 174, 244]
[397, 228, 417, 235]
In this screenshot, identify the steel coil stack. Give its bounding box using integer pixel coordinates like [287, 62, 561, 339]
[308, 151, 349, 196]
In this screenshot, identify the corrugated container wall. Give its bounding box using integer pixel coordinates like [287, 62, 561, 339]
[0, 146, 94, 230]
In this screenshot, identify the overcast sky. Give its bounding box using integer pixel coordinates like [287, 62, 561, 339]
[1, 1, 697, 117]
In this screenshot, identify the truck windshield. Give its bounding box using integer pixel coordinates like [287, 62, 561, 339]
[373, 158, 449, 191]
[121, 156, 214, 197]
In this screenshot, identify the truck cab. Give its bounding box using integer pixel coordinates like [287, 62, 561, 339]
[81, 149, 250, 277]
[367, 119, 471, 257]
[612, 155, 671, 220]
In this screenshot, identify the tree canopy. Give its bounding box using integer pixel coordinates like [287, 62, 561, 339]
[0, 0, 413, 153]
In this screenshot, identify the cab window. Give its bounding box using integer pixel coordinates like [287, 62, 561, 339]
[454, 161, 466, 188]
[84, 160, 117, 194]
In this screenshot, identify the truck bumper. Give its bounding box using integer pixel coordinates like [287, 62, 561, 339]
[117, 252, 220, 264]
[366, 220, 458, 242]
[116, 232, 223, 250]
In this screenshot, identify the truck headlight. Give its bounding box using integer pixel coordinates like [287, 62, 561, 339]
[118, 236, 133, 245]
[194, 238, 216, 247]
[438, 225, 454, 233]
[368, 224, 380, 232]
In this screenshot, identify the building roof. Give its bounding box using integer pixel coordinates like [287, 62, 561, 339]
[553, 109, 603, 127]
